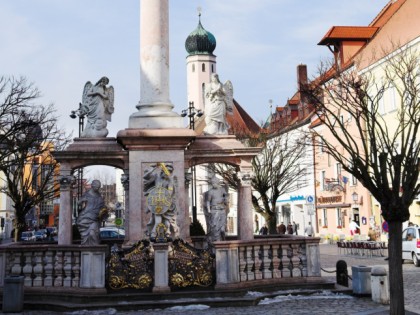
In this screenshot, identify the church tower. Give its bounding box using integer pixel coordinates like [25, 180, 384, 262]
[185, 11, 217, 112]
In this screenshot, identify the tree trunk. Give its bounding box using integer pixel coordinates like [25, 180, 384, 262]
[388, 220, 405, 315]
[14, 215, 26, 242]
[266, 214, 277, 235]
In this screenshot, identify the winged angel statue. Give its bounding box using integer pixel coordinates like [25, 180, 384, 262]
[80, 76, 114, 138]
[203, 73, 233, 135]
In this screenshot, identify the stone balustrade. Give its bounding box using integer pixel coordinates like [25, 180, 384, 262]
[0, 237, 320, 293]
[0, 244, 107, 292]
[213, 236, 321, 289]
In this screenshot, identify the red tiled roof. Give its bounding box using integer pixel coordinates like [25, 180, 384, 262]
[369, 0, 406, 28]
[226, 99, 261, 135]
[318, 26, 379, 45]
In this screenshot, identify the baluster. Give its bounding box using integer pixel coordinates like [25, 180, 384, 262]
[238, 246, 247, 282]
[263, 244, 273, 279]
[22, 251, 33, 287]
[44, 250, 54, 287]
[246, 246, 255, 281]
[63, 251, 72, 287]
[281, 244, 291, 278]
[32, 251, 44, 286]
[254, 245, 262, 280]
[54, 250, 63, 287]
[298, 243, 308, 277]
[272, 243, 281, 278]
[290, 244, 301, 277]
[10, 252, 22, 276]
[72, 251, 80, 287]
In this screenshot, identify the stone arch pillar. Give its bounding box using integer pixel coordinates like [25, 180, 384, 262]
[120, 170, 129, 239]
[237, 163, 254, 241]
[58, 165, 75, 245]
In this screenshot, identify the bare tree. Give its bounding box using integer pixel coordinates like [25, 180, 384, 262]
[0, 76, 72, 240]
[210, 130, 310, 234]
[302, 47, 420, 314]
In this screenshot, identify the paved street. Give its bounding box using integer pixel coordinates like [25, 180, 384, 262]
[5, 243, 420, 315]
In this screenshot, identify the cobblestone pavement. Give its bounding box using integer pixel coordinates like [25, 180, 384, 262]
[10, 244, 420, 315]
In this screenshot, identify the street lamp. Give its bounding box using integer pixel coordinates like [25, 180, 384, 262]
[70, 104, 86, 219]
[181, 101, 203, 130]
[181, 102, 203, 223]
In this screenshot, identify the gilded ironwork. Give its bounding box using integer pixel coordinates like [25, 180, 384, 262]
[107, 240, 154, 290]
[169, 239, 215, 288]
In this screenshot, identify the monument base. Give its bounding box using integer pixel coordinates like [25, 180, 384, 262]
[129, 112, 184, 129]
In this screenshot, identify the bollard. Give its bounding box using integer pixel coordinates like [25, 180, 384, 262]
[371, 266, 389, 305]
[336, 260, 348, 287]
[2, 275, 24, 313]
[351, 265, 371, 295]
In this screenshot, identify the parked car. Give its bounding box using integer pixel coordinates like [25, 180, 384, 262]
[99, 227, 125, 239]
[34, 230, 47, 241]
[21, 231, 36, 241]
[46, 226, 57, 237]
[402, 226, 420, 267]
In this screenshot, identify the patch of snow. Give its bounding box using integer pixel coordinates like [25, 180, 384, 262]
[259, 292, 354, 305]
[167, 304, 211, 311]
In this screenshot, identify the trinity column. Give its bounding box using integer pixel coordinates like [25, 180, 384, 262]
[129, 0, 183, 129]
[118, 0, 194, 243]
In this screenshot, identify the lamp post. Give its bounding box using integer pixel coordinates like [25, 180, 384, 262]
[69, 104, 86, 219]
[181, 102, 203, 223]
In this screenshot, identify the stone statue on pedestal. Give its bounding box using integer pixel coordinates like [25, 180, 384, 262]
[203, 175, 229, 243]
[143, 163, 179, 241]
[77, 180, 108, 245]
[80, 76, 114, 138]
[203, 74, 233, 135]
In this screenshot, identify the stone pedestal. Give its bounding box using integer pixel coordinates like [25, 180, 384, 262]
[214, 244, 239, 287]
[152, 243, 170, 293]
[80, 248, 106, 288]
[117, 128, 195, 243]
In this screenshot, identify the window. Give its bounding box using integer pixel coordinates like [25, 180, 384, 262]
[202, 63, 205, 72]
[211, 64, 214, 73]
[336, 208, 342, 227]
[323, 209, 328, 227]
[320, 171, 326, 191]
[335, 163, 342, 182]
[192, 64, 195, 72]
[389, 85, 397, 111]
[378, 94, 385, 114]
[351, 173, 357, 186]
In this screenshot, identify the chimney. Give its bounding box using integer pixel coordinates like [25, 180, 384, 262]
[297, 64, 308, 91]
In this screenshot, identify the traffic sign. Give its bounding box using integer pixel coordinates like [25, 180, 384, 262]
[382, 221, 388, 233]
[115, 218, 123, 227]
[306, 195, 314, 204]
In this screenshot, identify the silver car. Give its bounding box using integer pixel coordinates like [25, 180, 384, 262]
[402, 226, 420, 267]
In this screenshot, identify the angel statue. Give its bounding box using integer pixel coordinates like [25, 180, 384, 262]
[203, 73, 234, 135]
[79, 76, 114, 138]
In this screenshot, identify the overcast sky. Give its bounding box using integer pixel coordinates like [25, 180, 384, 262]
[0, 0, 389, 138]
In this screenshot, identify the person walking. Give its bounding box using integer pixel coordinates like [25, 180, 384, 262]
[304, 222, 314, 237]
[287, 223, 294, 234]
[293, 221, 298, 235]
[277, 222, 286, 234]
[259, 224, 268, 235]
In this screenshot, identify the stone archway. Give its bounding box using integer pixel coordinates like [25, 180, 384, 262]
[53, 138, 128, 245]
[185, 135, 261, 241]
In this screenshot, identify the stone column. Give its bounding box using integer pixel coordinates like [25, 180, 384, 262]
[237, 168, 254, 241]
[152, 243, 170, 293]
[58, 169, 75, 245]
[130, 0, 183, 128]
[121, 172, 130, 239]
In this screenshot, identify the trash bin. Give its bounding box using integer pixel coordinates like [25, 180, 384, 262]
[371, 266, 389, 304]
[2, 275, 24, 313]
[352, 265, 371, 295]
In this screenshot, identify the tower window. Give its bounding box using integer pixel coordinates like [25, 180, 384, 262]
[192, 64, 195, 72]
[211, 64, 214, 73]
[202, 63, 205, 72]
